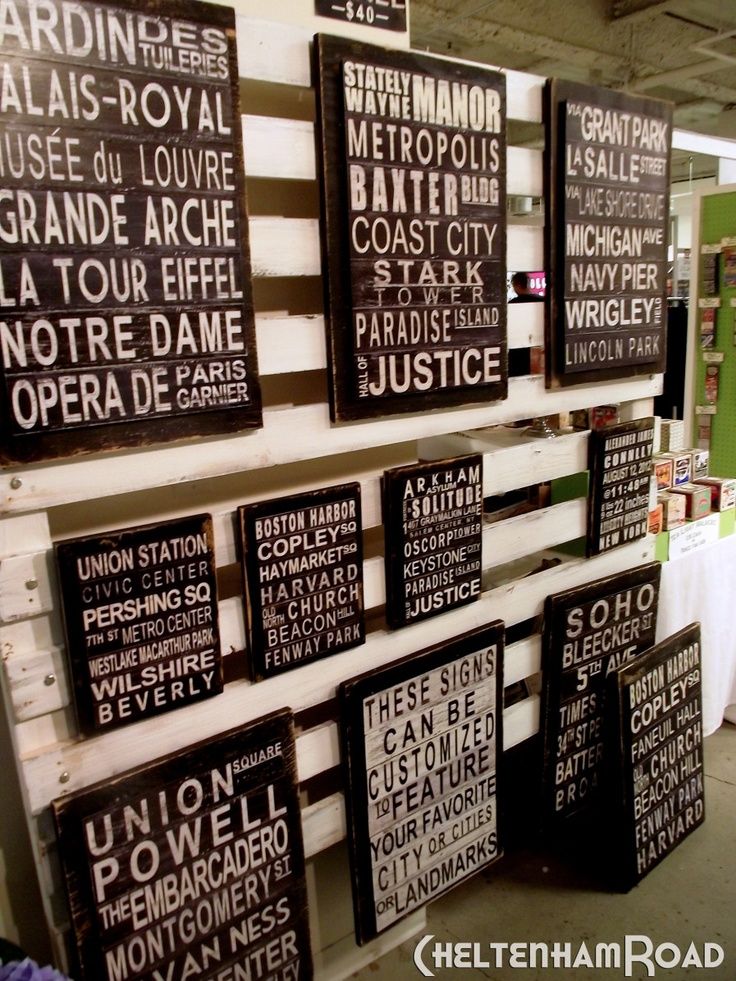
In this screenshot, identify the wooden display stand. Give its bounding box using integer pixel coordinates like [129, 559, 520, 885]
[0, 2, 660, 976]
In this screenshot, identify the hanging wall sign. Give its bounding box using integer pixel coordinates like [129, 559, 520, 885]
[540, 561, 661, 826]
[316, 0, 408, 33]
[53, 709, 313, 981]
[587, 417, 655, 556]
[239, 483, 365, 679]
[340, 623, 503, 943]
[56, 514, 221, 734]
[383, 455, 483, 628]
[314, 35, 507, 421]
[0, 0, 261, 464]
[544, 80, 672, 387]
[608, 623, 704, 889]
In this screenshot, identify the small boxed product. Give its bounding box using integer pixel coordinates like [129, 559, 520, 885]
[694, 476, 736, 512]
[653, 456, 674, 490]
[669, 483, 712, 520]
[660, 419, 685, 452]
[690, 448, 710, 480]
[661, 451, 692, 486]
[658, 492, 687, 530]
[648, 503, 664, 535]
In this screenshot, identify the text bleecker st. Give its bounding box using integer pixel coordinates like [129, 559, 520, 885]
[241, 485, 365, 679]
[559, 92, 671, 375]
[53, 711, 313, 981]
[0, 0, 260, 451]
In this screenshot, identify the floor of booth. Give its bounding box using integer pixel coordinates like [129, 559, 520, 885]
[354, 723, 736, 980]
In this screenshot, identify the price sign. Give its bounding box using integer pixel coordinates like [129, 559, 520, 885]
[316, 0, 407, 32]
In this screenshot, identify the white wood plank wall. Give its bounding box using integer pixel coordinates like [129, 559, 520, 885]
[0, 9, 662, 978]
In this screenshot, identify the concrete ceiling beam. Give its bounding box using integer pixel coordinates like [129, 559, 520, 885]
[610, 0, 684, 24]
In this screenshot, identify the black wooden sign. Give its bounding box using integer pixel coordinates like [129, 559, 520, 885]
[544, 80, 672, 387]
[0, 0, 261, 464]
[316, 0, 407, 32]
[341, 623, 503, 943]
[608, 622, 704, 890]
[383, 455, 483, 628]
[56, 514, 222, 734]
[239, 483, 365, 680]
[540, 561, 661, 826]
[314, 35, 507, 421]
[587, 417, 654, 556]
[53, 708, 313, 981]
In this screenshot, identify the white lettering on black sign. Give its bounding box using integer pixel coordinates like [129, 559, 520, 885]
[610, 623, 704, 889]
[315, 35, 507, 420]
[53, 710, 313, 980]
[240, 483, 365, 680]
[315, 0, 407, 32]
[588, 417, 654, 555]
[341, 625, 503, 942]
[545, 81, 671, 385]
[56, 513, 222, 734]
[0, 0, 261, 462]
[383, 455, 482, 628]
[541, 562, 661, 825]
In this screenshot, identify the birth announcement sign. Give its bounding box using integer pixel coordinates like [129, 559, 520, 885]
[56, 514, 222, 734]
[608, 623, 704, 889]
[541, 562, 661, 826]
[53, 709, 313, 981]
[545, 80, 671, 386]
[0, 0, 261, 463]
[341, 624, 503, 943]
[239, 483, 365, 680]
[315, 35, 507, 421]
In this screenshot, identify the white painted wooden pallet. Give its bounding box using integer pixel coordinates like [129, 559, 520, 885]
[0, 6, 661, 978]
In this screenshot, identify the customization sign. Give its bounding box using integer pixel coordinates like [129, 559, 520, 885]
[53, 709, 313, 981]
[383, 455, 483, 628]
[56, 514, 221, 734]
[239, 483, 365, 679]
[540, 562, 661, 825]
[0, 0, 261, 464]
[316, 0, 407, 32]
[587, 417, 655, 556]
[315, 35, 507, 421]
[545, 80, 671, 386]
[608, 623, 704, 889]
[340, 624, 503, 943]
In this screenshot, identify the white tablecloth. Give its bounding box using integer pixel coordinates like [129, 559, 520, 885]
[656, 533, 736, 735]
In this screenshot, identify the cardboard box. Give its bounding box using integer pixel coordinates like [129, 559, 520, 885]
[660, 419, 685, 452]
[694, 477, 736, 512]
[648, 503, 663, 536]
[670, 483, 712, 520]
[653, 457, 674, 491]
[658, 492, 687, 530]
[690, 448, 710, 480]
[661, 451, 692, 486]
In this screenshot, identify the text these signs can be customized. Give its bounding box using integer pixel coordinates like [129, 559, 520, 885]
[53, 709, 313, 981]
[587, 417, 654, 556]
[239, 483, 365, 680]
[0, 0, 261, 464]
[56, 514, 222, 734]
[314, 35, 507, 421]
[544, 80, 671, 386]
[383, 455, 482, 628]
[540, 562, 661, 826]
[608, 623, 704, 889]
[315, 0, 407, 33]
[340, 623, 503, 943]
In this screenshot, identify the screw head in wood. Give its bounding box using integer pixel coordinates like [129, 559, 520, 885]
[25, 579, 38, 591]
[10, 477, 22, 490]
[44, 674, 56, 687]
[59, 771, 70, 784]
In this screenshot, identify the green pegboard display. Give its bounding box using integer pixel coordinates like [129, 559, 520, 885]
[696, 193, 736, 477]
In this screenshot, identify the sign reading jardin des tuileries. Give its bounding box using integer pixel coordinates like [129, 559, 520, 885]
[314, 34, 507, 421]
[544, 80, 671, 386]
[0, 0, 261, 463]
[53, 709, 313, 980]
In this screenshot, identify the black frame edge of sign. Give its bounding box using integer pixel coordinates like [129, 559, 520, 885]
[313, 33, 508, 422]
[543, 78, 673, 389]
[339, 621, 505, 944]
